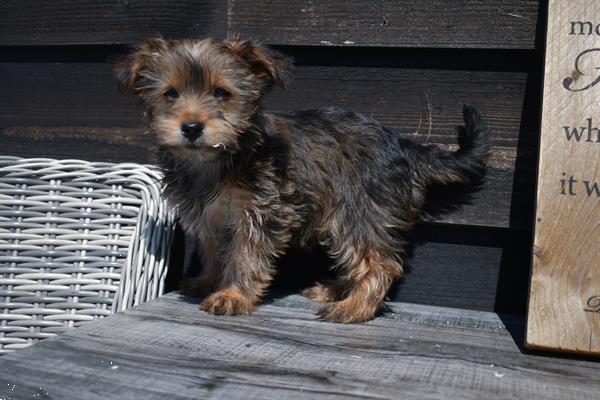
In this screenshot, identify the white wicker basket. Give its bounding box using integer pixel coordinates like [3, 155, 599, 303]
[0, 156, 176, 354]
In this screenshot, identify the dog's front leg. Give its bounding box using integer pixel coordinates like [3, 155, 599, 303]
[180, 235, 223, 296]
[199, 212, 279, 316]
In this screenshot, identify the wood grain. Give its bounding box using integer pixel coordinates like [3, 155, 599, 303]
[0, 127, 154, 164]
[1, 293, 599, 400]
[0, 58, 539, 229]
[0, 61, 536, 144]
[0, 125, 531, 229]
[229, 0, 541, 49]
[0, 0, 540, 48]
[527, 0, 600, 356]
[0, 0, 227, 46]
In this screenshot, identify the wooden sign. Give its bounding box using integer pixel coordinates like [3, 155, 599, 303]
[527, 0, 600, 356]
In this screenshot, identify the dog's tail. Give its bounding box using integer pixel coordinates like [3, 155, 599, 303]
[425, 104, 491, 186]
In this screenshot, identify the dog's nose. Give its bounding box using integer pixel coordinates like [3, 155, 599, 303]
[181, 121, 204, 141]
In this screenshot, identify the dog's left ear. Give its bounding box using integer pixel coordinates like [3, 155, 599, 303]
[224, 37, 292, 90]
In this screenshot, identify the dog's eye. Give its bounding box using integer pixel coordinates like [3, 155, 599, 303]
[164, 89, 179, 100]
[214, 87, 232, 101]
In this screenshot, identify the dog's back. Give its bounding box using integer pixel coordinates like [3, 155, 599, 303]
[265, 104, 490, 233]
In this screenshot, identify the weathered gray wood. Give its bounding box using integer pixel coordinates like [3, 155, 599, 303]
[0, 293, 598, 400]
[230, 0, 540, 49]
[527, 0, 600, 356]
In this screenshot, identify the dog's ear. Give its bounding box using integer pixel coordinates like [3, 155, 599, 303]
[224, 37, 292, 90]
[114, 37, 169, 94]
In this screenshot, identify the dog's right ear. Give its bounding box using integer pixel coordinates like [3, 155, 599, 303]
[114, 37, 169, 94]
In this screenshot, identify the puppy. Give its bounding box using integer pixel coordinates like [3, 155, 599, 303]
[115, 37, 490, 323]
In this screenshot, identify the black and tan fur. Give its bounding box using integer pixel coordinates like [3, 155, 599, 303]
[115, 37, 491, 323]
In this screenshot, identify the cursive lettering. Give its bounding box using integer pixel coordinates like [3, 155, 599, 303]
[584, 295, 600, 313]
[563, 48, 600, 92]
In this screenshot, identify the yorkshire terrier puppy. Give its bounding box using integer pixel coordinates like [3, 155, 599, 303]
[115, 37, 490, 323]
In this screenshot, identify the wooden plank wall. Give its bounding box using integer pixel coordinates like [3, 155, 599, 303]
[0, 0, 545, 314]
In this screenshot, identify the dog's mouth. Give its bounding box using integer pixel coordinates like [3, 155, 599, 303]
[183, 140, 200, 149]
[183, 140, 227, 151]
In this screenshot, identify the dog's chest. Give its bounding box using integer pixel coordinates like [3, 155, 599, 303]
[198, 186, 253, 235]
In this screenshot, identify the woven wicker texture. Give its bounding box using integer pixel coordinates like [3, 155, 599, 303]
[0, 156, 176, 354]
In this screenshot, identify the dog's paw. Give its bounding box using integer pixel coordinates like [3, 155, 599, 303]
[302, 282, 343, 303]
[200, 288, 256, 316]
[318, 300, 378, 324]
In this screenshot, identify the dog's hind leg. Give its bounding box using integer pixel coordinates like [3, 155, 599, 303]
[317, 248, 403, 323]
[316, 193, 407, 323]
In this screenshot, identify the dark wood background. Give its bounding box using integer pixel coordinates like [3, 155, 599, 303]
[0, 0, 546, 315]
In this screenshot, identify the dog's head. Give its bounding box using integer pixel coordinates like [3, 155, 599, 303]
[115, 37, 290, 159]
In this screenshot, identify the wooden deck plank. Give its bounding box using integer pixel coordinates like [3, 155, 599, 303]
[0, 0, 540, 49]
[0, 293, 598, 400]
[0, 60, 539, 229]
[0, 61, 536, 144]
[0, 130, 530, 229]
[0, 0, 227, 46]
[230, 0, 541, 49]
[0, 0, 539, 49]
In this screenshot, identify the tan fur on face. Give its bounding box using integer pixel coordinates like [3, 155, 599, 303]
[151, 104, 240, 151]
